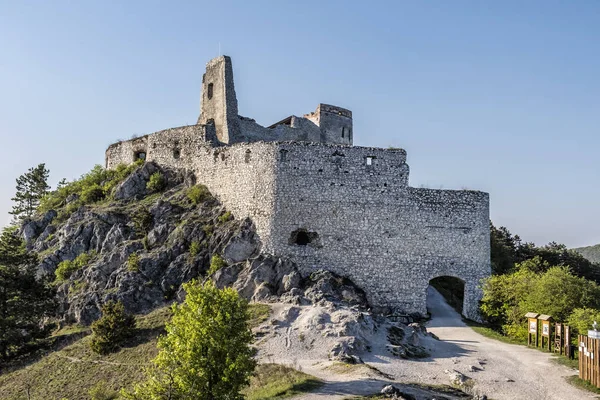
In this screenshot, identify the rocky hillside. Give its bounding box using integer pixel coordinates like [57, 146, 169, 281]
[21, 161, 369, 326]
[573, 243, 600, 264]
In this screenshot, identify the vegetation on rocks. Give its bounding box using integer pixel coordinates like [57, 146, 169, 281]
[38, 160, 144, 216]
[208, 253, 227, 275]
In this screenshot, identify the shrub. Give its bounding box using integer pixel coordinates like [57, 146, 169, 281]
[481, 262, 600, 338]
[88, 381, 118, 400]
[189, 241, 201, 257]
[203, 224, 213, 236]
[127, 253, 140, 272]
[132, 207, 152, 237]
[208, 254, 227, 275]
[55, 251, 96, 282]
[90, 300, 136, 355]
[568, 308, 600, 335]
[38, 160, 143, 215]
[80, 183, 105, 204]
[187, 185, 211, 204]
[146, 172, 166, 193]
[218, 211, 233, 224]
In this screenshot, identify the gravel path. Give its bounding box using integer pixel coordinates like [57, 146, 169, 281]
[291, 287, 592, 399]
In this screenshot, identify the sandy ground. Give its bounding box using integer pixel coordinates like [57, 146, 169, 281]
[275, 288, 592, 399]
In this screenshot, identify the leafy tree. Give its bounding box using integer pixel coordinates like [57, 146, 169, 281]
[0, 227, 55, 361]
[481, 260, 600, 339]
[124, 280, 256, 399]
[10, 164, 50, 220]
[90, 300, 136, 355]
[490, 222, 600, 283]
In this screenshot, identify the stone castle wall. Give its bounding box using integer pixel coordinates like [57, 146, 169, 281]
[269, 141, 489, 318]
[105, 133, 490, 319]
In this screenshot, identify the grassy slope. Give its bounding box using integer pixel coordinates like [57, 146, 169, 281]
[573, 244, 600, 264]
[0, 303, 310, 400]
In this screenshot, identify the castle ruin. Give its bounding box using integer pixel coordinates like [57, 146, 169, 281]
[105, 56, 491, 320]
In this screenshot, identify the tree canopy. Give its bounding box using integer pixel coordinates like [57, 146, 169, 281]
[0, 227, 55, 361]
[10, 164, 50, 220]
[124, 280, 256, 399]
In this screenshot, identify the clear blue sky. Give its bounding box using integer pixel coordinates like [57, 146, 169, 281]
[1, 1, 598, 248]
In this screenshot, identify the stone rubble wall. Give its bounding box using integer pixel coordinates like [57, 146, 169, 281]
[105, 131, 490, 320]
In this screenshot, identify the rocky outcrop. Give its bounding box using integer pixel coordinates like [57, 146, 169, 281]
[22, 162, 371, 325]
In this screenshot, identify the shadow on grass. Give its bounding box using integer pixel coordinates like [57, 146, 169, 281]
[0, 329, 90, 375]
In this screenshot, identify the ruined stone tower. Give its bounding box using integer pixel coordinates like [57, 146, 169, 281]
[196, 56, 240, 144]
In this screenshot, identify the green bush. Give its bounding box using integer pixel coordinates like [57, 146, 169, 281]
[146, 172, 166, 193]
[187, 185, 211, 204]
[132, 207, 152, 237]
[481, 260, 600, 339]
[38, 160, 143, 214]
[88, 381, 118, 400]
[218, 211, 233, 224]
[80, 183, 105, 204]
[208, 254, 227, 275]
[90, 300, 136, 355]
[189, 241, 201, 257]
[568, 308, 600, 335]
[127, 253, 140, 272]
[55, 251, 96, 282]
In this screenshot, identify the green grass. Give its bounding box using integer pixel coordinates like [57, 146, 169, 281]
[248, 303, 271, 329]
[552, 353, 579, 370]
[244, 363, 322, 400]
[0, 306, 171, 400]
[565, 375, 600, 396]
[465, 321, 527, 346]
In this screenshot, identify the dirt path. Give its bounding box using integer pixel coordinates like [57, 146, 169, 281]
[293, 288, 592, 399]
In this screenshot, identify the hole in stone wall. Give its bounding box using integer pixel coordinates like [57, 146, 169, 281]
[173, 149, 181, 159]
[366, 156, 375, 166]
[134, 151, 146, 161]
[245, 149, 251, 163]
[289, 229, 320, 247]
[280, 149, 288, 162]
[341, 127, 345, 138]
[207, 83, 214, 100]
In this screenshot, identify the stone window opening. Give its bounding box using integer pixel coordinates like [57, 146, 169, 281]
[173, 149, 181, 159]
[134, 151, 146, 161]
[280, 149, 288, 162]
[289, 228, 320, 247]
[207, 83, 214, 100]
[366, 156, 376, 166]
[341, 127, 345, 138]
[245, 149, 251, 163]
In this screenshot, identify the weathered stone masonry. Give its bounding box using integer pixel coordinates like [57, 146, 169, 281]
[105, 55, 491, 320]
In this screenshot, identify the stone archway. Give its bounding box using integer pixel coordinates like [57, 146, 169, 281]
[428, 275, 465, 314]
[425, 272, 485, 323]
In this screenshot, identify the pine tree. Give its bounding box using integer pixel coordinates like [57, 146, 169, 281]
[10, 164, 50, 220]
[0, 227, 55, 361]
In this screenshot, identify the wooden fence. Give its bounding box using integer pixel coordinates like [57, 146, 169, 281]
[579, 335, 600, 388]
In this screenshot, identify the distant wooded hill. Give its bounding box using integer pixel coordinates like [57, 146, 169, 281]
[573, 244, 600, 264]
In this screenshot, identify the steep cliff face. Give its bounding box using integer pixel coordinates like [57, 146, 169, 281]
[21, 162, 368, 325]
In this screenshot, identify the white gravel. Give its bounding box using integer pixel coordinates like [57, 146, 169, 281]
[257, 288, 592, 399]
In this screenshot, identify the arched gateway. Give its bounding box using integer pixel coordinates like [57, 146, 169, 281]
[105, 55, 491, 319]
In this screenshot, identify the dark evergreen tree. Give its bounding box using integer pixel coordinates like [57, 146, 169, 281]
[0, 228, 55, 361]
[10, 164, 50, 220]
